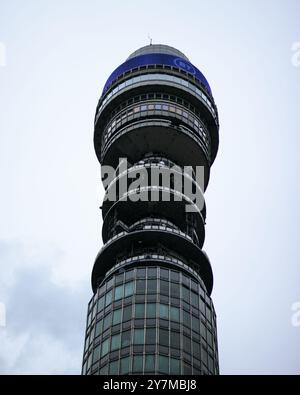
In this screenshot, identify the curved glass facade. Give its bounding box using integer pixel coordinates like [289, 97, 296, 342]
[82, 265, 218, 375]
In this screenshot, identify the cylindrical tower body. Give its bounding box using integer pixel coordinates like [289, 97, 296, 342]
[82, 44, 220, 375]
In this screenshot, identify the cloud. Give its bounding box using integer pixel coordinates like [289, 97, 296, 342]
[0, 240, 90, 374]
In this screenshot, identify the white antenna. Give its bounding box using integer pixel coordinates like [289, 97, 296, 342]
[148, 34, 153, 45]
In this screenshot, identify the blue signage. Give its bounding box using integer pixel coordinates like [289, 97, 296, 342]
[102, 53, 212, 96]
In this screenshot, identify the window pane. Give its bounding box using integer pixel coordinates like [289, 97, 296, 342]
[159, 328, 169, 347]
[159, 304, 169, 319]
[112, 309, 122, 325]
[146, 303, 156, 318]
[135, 304, 145, 319]
[136, 268, 146, 278]
[121, 330, 131, 347]
[123, 305, 132, 322]
[182, 286, 189, 303]
[145, 328, 156, 344]
[170, 306, 179, 322]
[95, 320, 102, 337]
[193, 340, 201, 360]
[171, 282, 180, 298]
[124, 281, 134, 297]
[97, 296, 104, 312]
[159, 355, 169, 374]
[114, 285, 123, 301]
[191, 291, 199, 308]
[101, 338, 109, 357]
[145, 355, 155, 371]
[183, 335, 191, 353]
[133, 356, 143, 372]
[160, 280, 169, 295]
[111, 333, 121, 351]
[109, 360, 119, 375]
[160, 268, 169, 279]
[136, 279, 145, 293]
[192, 316, 200, 332]
[92, 344, 100, 364]
[105, 290, 112, 306]
[120, 357, 130, 374]
[147, 279, 157, 293]
[170, 331, 180, 349]
[170, 358, 180, 374]
[182, 308, 190, 326]
[103, 313, 111, 331]
[134, 328, 144, 344]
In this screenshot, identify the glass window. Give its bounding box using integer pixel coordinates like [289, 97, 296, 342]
[95, 320, 102, 337]
[147, 279, 157, 293]
[101, 338, 109, 357]
[145, 328, 156, 344]
[170, 331, 180, 349]
[170, 358, 180, 374]
[160, 280, 169, 295]
[111, 333, 121, 351]
[146, 303, 156, 318]
[145, 355, 155, 371]
[112, 309, 122, 326]
[159, 328, 169, 347]
[97, 296, 104, 312]
[182, 286, 189, 303]
[103, 313, 111, 331]
[133, 356, 143, 372]
[155, 103, 162, 110]
[114, 285, 123, 301]
[134, 328, 144, 344]
[160, 269, 169, 280]
[141, 105, 147, 111]
[121, 330, 131, 347]
[192, 316, 200, 333]
[171, 271, 179, 282]
[148, 267, 157, 278]
[100, 364, 108, 375]
[109, 360, 119, 375]
[120, 356, 130, 374]
[193, 340, 201, 360]
[191, 291, 199, 308]
[183, 335, 191, 353]
[125, 270, 134, 280]
[159, 304, 169, 320]
[162, 104, 169, 111]
[92, 344, 100, 364]
[123, 305, 132, 322]
[170, 306, 180, 322]
[135, 304, 145, 319]
[171, 282, 180, 298]
[124, 281, 134, 297]
[136, 279, 145, 293]
[159, 355, 169, 374]
[105, 290, 112, 306]
[183, 310, 190, 328]
[137, 268, 146, 278]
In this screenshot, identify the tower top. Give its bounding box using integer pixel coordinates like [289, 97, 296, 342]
[127, 44, 190, 61]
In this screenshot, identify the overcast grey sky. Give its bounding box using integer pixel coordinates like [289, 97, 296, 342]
[0, 0, 300, 374]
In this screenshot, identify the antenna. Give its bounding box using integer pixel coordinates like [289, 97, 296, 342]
[148, 34, 153, 45]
